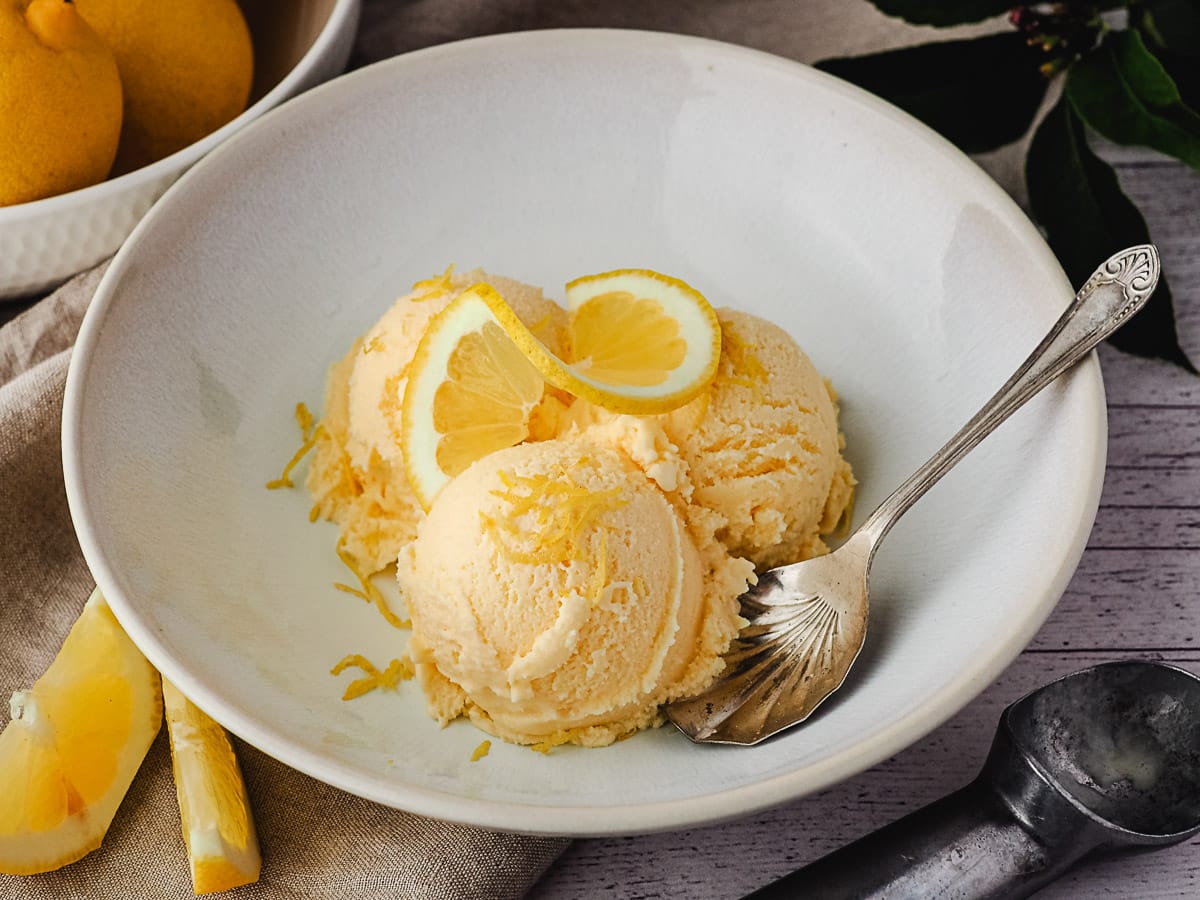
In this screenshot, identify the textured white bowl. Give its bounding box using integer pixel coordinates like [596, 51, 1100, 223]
[64, 31, 1106, 836]
[0, 0, 361, 299]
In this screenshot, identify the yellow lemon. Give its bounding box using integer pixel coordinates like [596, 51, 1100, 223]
[401, 271, 721, 506]
[0, 589, 161, 875]
[402, 285, 547, 509]
[562, 269, 722, 401]
[74, 0, 253, 173]
[162, 678, 261, 895]
[0, 0, 122, 206]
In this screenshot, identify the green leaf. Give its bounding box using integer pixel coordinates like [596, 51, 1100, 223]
[817, 34, 1048, 153]
[1065, 30, 1200, 170]
[867, 0, 1015, 26]
[1026, 98, 1194, 371]
[1134, 0, 1200, 108]
[1136, 0, 1200, 56]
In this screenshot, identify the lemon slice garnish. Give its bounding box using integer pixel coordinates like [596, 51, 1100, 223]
[402, 271, 721, 508]
[162, 678, 261, 895]
[402, 285, 547, 510]
[562, 268, 721, 402]
[0, 589, 162, 875]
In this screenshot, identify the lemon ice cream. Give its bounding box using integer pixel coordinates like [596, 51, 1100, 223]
[306, 270, 566, 574]
[668, 310, 855, 569]
[395, 438, 750, 747]
[567, 309, 855, 570]
[299, 267, 853, 749]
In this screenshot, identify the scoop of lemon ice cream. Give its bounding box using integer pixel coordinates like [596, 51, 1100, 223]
[672, 309, 855, 568]
[567, 309, 854, 570]
[307, 270, 567, 574]
[396, 437, 749, 747]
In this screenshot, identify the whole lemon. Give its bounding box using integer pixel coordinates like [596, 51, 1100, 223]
[0, 0, 122, 206]
[73, 0, 253, 174]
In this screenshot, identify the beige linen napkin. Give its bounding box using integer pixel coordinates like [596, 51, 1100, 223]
[0, 266, 568, 900]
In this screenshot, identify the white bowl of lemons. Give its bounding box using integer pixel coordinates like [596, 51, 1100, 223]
[0, 0, 361, 299]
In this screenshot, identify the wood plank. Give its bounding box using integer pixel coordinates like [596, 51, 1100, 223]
[1098, 345, 1200, 406]
[529, 651, 1200, 900]
[1087, 505, 1200, 549]
[1030, 550, 1200, 651]
[1108, 406, 1200, 466]
[1099, 466, 1200, 509]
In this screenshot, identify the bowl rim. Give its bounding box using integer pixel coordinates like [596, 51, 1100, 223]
[0, 0, 361, 224]
[62, 28, 1108, 836]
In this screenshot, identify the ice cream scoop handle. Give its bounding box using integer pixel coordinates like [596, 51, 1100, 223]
[742, 779, 1079, 900]
[859, 244, 1159, 549]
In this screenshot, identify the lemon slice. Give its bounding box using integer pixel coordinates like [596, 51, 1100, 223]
[0, 588, 162, 876]
[402, 273, 721, 507]
[162, 678, 261, 895]
[562, 268, 721, 404]
[402, 285, 547, 509]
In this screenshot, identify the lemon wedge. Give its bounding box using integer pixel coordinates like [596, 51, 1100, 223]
[402, 271, 721, 507]
[0, 588, 162, 876]
[162, 678, 261, 895]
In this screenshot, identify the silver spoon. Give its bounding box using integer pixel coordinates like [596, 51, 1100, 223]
[667, 245, 1161, 745]
[743, 660, 1200, 899]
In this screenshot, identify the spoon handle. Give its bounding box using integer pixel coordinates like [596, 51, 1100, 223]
[859, 245, 1159, 548]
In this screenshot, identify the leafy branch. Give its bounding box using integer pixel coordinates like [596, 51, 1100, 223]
[818, 0, 1200, 371]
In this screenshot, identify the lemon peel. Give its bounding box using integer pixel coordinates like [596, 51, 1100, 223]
[480, 468, 626, 565]
[330, 655, 414, 701]
[332, 541, 411, 629]
[266, 403, 319, 490]
[529, 732, 572, 755]
[411, 264, 457, 297]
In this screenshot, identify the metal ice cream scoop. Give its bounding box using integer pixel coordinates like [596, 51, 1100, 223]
[744, 660, 1200, 900]
[667, 245, 1161, 745]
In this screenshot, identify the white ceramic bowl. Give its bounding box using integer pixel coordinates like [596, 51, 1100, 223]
[0, 0, 361, 299]
[63, 30, 1106, 836]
